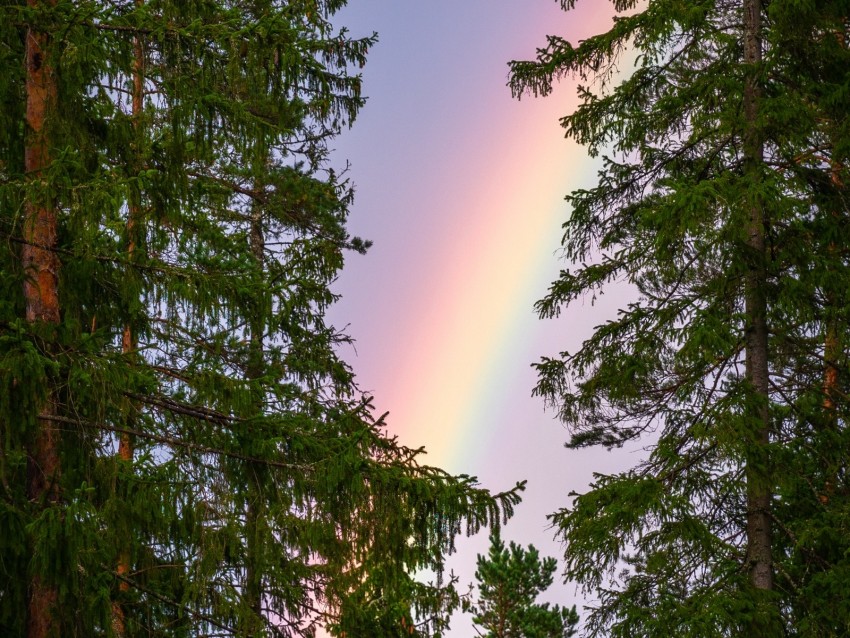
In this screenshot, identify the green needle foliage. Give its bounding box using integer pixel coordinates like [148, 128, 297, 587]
[510, 0, 850, 636]
[465, 532, 578, 638]
[0, 2, 524, 637]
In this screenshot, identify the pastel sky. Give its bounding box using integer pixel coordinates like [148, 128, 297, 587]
[328, 1, 638, 634]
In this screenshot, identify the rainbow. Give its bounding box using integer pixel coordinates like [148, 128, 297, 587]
[367, 5, 619, 474]
[324, 3, 629, 636]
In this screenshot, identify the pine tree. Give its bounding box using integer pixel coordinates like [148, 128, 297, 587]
[509, 0, 849, 635]
[465, 532, 578, 638]
[0, 2, 525, 636]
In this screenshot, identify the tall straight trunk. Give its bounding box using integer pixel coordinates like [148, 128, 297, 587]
[819, 293, 840, 507]
[742, 0, 775, 611]
[23, 2, 60, 637]
[113, 10, 144, 635]
[823, 319, 838, 413]
[815, 162, 845, 518]
[822, 162, 843, 426]
[244, 188, 266, 632]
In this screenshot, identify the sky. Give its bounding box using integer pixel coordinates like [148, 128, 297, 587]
[327, 1, 638, 634]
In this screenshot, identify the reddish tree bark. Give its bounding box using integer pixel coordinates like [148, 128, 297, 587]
[113, 7, 145, 635]
[23, 2, 60, 637]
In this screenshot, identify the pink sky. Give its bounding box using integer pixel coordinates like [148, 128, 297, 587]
[329, 1, 640, 633]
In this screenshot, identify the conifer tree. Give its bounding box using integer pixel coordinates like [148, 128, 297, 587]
[0, 2, 524, 636]
[510, 0, 849, 635]
[465, 533, 578, 638]
[21, 2, 62, 636]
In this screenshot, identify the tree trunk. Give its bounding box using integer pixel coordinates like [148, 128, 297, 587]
[823, 298, 838, 423]
[822, 161, 843, 426]
[244, 189, 266, 632]
[742, 0, 775, 619]
[113, 8, 144, 635]
[23, 2, 60, 637]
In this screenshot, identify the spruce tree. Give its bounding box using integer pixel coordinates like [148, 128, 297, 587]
[0, 2, 524, 636]
[510, 0, 849, 635]
[465, 533, 578, 638]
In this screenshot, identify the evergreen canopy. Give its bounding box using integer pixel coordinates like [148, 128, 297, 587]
[511, 0, 850, 635]
[465, 532, 578, 638]
[0, 2, 523, 637]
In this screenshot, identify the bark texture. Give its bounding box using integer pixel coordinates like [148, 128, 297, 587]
[244, 196, 265, 631]
[24, 2, 60, 637]
[113, 10, 145, 635]
[742, 0, 775, 603]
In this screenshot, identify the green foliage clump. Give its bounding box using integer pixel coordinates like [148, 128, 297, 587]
[465, 532, 578, 638]
[510, 0, 850, 636]
[0, 1, 524, 636]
